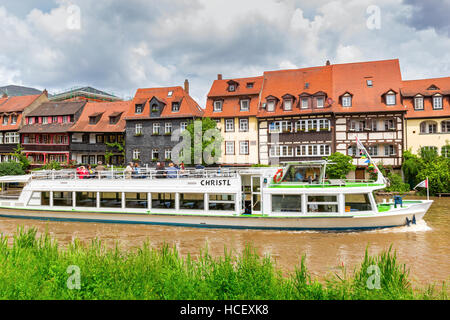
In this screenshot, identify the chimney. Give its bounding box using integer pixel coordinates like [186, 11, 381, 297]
[326, 60, 331, 66]
[217, 74, 222, 80]
[184, 79, 189, 94]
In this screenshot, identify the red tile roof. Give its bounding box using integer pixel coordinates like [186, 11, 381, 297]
[69, 100, 130, 132]
[258, 66, 334, 118]
[0, 94, 44, 131]
[331, 59, 405, 114]
[204, 76, 263, 118]
[401, 77, 450, 119]
[0, 94, 41, 113]
[125, 86, 203, 120]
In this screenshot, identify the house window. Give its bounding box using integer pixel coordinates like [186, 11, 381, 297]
[89, 117, 97, 125]
[151, 149, 159, 160]
[348, 145, 358, 156]
[109, 116, 118, 124]
[164, 149, 171, 160]
[267, 100, 275, 112]
[368, 145, 378, 156]
[433, 95, 443, 109]
[317, 119, 330, 131]
[132, 149, 140, 160]
[384, 119, 395, 131]
[135, 123, 142, 135]
[225, 141, 235, 155]
[11, 115, 17, 124]
[153, 123, 160, 135]
[0, 133, 3, 144]
[63, 116, 69, 123]
[172, 102, 180, 112]
[180, 122, 188, 132]
[52, 116, 58, 123]
[342, 95, 352, 107]
[239, 118, 248, 132]
[81, 134, 89, 143]
[384, 145, 396, 156]
[2, 116, 8, 125]
[225, 119, 234, 132]
[269, 121, 292, 133]
[239, 141, 249, 155]
[420, 121, 437, 134]
[151, 104, 159, 113]
[441, 121, 450, 133]
[240, 99, 250, 111]
[284, 99, 292, 111]
[228, 84, 235, 92]
[442, 145, 450, 158]
[386, 93, 396, 105]
[168, 91, 173, 97]
[246, 82, 254, 88]
[213, 101, 222, 112]
[135, 104, 143, 114]
[366, 80, 373, 87]
[96, 135, 104, 143]
[301, 98, 308, 109]
[350, 120, 365, 132]
[414, 96, 424, 110]
[316, 97, 324, 108]
[165, 122, 172, 134]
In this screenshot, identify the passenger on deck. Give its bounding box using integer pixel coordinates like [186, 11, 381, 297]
[294, 170, 304, 181]
[166, 163, 179, 178]
[155, 162, 166, 179]
[124, 162, 133, 179]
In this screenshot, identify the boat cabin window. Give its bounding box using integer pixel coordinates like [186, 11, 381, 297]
[100, 192, 122, 208]
[307, 195, 338, 213]
[180, 193, 204, 210]
[41, 192, 50, 206]
[345, 194, 372, 212]
[272, 195, 302, 213]
[53, 191, 72, 206]
[125, 193, 148, 209]
[283, 165, 321, 183]
[152, 193, 175, 209]
[209, 194, 235, 211]
[76, 192, 97, 207]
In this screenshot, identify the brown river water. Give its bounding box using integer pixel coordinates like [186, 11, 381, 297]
[0, 196, 448, 287]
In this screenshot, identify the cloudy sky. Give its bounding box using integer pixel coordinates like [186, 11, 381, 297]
[0, 0, 449, 104]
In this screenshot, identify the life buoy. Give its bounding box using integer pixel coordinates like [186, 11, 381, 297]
[273, 169, 283, 183]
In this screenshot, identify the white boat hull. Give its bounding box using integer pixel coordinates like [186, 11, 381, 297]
[0, 200, 432, 231]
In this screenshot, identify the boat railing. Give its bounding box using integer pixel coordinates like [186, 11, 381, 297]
[30, 168, 243, 180]
[277, 178, 380, 187]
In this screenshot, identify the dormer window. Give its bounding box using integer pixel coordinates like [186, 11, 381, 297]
[172, 102, 180, 112]
[28, 117, 33, 124]
[246, 82, 254, 88]
[342, 94, 352, 107]
[267, 100, 275, 112]
[433, 94, 443, 109]
[301, 98, 309, 109]
[228, 84, 235, 92]
[135, 104, 143, 114]
[151, 104, 159, 113]
[89, 116, 97, 124]
[284, 99, 292, 111]
[168, 91, 173, 97]
[11, 115, 17, 124]
[385, 91, 396, 105]
[414, 95, 424, 110]
[213, 100, 223, 112]
[240, 99, 250, 111]
[316, 97, 324, 108]
[109, 116, 118, 124]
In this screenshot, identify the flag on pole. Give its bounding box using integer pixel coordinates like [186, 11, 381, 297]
[414, 179, 428, 189]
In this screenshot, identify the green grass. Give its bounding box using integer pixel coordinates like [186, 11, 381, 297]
[0, 227, 447, 300]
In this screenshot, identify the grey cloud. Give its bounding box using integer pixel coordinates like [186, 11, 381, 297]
[404, 0, 450, 36]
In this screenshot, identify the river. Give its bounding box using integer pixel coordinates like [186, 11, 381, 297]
[0, 196, 448, 287]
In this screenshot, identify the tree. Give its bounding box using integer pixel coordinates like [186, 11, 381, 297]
[10, 144, 30, 171]
[402, 150, 422, 189]
[0, 162, 25, 176]
[324, 152, 356, 179]
[105, 141, 125, 165]
[176, 118, 223, 166]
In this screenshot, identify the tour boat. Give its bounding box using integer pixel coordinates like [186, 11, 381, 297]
[0, 160, 432, 231]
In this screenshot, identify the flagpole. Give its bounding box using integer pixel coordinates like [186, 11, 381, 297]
[355, 136, 385, 185]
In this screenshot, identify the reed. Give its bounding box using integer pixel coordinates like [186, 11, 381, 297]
[0, 227, 446, 300]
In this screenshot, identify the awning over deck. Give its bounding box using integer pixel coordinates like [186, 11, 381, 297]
[0, 175, 32, 183]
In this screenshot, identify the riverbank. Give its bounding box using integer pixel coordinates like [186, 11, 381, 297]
[0, 227, 446, 300]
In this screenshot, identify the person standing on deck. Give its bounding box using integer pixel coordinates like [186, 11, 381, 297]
[124, 162, 133, 179]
